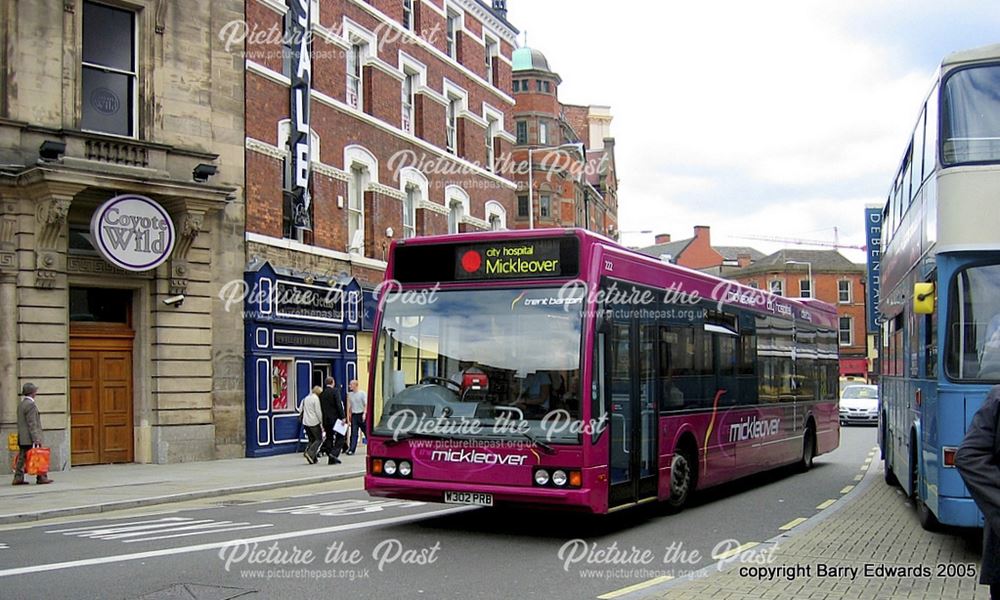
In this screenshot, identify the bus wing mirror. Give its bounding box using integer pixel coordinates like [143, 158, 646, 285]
[913, 282, 935, 315]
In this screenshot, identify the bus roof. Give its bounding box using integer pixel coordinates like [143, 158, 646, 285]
[943, 43, 1000, 67]
[391, 228, 839, 325]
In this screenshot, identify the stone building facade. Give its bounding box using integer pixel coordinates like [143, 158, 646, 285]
[242, 0, 518, 455]
[0, 0, 246, 468]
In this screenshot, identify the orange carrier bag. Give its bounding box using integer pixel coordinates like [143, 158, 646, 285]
[25, 447, 50, 476]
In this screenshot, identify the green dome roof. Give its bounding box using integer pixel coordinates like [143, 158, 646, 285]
[512, 47, 551, 72]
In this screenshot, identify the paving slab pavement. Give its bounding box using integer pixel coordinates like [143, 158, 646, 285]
[0, 448, 366, 524]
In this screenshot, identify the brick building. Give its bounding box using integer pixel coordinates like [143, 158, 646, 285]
[0, 0, 246, 468]
[242, 0, 519, 455]
[637, 226, 765, 271]
[508, 46, 618, 236]
[727, 249, 869, 379]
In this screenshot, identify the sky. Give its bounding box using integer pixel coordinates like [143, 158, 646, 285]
[504, 1, 1000, 263]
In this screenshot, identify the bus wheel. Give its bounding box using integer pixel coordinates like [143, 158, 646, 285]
[665, 446, 696, 513]
[909, 443, 940, 531]
[798, 426, 815, 472]
[883, 456, 898, 487]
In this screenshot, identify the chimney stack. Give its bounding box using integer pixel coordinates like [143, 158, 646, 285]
[737, 252, 752, 268]
[655, 233, 671, 244]
[693, 225, 710, 244]
[492, 0, 508, 19]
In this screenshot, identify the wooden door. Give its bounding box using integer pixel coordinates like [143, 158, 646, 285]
[70, 328, 134, 465]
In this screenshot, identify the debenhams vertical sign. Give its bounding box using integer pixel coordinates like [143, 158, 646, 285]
[287, 0, 312, 231]
[90, 194, 175, 272]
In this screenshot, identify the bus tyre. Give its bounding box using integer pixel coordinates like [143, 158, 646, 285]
[910, 443, 940, 532]
[883, 458, 898, 487]
[665, 446, 696, 513]
[798, 427, 815, 472]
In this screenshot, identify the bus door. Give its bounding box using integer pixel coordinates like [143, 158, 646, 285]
[606, 318, 659, 508]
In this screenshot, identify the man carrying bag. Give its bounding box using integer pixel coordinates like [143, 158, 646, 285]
[13, 383, 52, 485]
[319, 377, 346, 465]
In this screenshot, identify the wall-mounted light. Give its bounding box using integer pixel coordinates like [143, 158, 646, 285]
[193, 163, 218, 182]
[39, 140, 66, 161]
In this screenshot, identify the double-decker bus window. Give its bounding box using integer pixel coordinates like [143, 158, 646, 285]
[946, 264, 1000, 380]
[912, 107, 926, 188]
[942, 64, 1000, 166]
[924, 86, 939, 175]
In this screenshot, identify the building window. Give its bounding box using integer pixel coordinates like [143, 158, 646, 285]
[536, 80, 543, 91]
[485, 116, 498, 172]
[348, 166, 366, 254]
[446, 10, 460, 60]
[516, 121, 527, 145]
[401, 73, 415, 134]
[539, 120, 549, 144]
[748, 281, 759, 289]
[839, 316, 853, 346]
[838, 280, 852, 303]
[512, 80, 519, 92]
[402, 0, 414, 30]
[346, 43, 363, 109]
[517, 195, 528, 217]
[539, 194, 551, 218]
[543, 81, 551, 93]
[799, 278, 812, 299]
[448, 199, 463, 234]
[446, 97, 459, 154]
[769, 279, 783, 296]
[489, 214, 502, 230]
[485, 37, 498, 85]
[403, 186, 417, 239]
[81, 1, 136, 137]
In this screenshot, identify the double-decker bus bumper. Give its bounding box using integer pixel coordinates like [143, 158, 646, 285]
[364, 476, 602, 513]
[935, 495, 986, 528]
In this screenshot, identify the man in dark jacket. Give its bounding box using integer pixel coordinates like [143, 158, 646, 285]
[14, 382, 53, 485]
[956, 385, 1000, 600]
[318, 377, 345, 465]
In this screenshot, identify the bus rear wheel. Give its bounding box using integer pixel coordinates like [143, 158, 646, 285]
[910, 443, 940, 532]
[665, 446, 696, 513]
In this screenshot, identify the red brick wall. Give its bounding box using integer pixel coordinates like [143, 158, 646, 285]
[246, 151, 284, 238]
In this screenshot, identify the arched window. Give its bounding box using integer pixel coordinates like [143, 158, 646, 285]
[344, 145, 378, 254]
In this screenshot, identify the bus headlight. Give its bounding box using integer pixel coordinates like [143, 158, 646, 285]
[384, 460, 398, 476]
[399, 460, 412, 477]
[534, 469, 550, 486]
[552, 470, 568, 487]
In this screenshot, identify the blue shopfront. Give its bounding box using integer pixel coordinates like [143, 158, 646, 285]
[244, 260, 362, 457]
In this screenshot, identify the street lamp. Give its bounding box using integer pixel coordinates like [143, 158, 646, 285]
[785, 260, 813, 298]
[527, 142, 586, 229]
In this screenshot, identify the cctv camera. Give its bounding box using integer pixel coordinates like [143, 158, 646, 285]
[163, 294, 185, 307]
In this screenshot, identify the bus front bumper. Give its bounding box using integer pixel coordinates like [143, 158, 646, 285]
[364, 476, 602, 513]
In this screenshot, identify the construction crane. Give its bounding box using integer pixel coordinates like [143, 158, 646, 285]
[731, 228, 866, 251]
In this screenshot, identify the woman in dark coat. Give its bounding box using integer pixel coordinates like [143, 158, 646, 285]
[956, 385, 1000, 600]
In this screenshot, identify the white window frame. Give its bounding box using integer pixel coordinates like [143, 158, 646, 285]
[446, 8, 462, 60]
[485, 200, 506, 231]
[398, 167, 428, 239]
[539, 120, 549, 145]
[402, 0, 414, 30]
[838, 279, 852, 304]
[483, 105, 503, 173]
[539, 193, 551, 218]
[445, 185, 470, 234]
[442, 81, 467, 155]
[769, 279, 784, 296]
[346, 43, 364, 109]
[799, 277, 812, 299]
[484, 33, 499, 85]
[839, 315, 853, 346]
[401, 72, 415, 134]
[80, 1, 138, 138]
[344, 145, 378, 255]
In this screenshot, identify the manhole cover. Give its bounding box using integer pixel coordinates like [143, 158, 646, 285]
[135, 583, 254, 600]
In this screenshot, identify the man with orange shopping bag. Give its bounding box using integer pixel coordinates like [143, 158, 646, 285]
[13, 383, 52, 485]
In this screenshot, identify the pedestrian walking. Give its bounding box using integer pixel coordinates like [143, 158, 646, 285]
[319, 377, 345, 465]
[299, 386, 324, 464]
[13, 383, 52, 485]
[956, 385, 1000, 600]
[346, 380, 367, 455]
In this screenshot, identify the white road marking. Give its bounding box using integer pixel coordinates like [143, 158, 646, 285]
[0, 506, 473, 577]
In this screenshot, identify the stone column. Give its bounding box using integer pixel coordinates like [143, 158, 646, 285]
[0, 199, 18, 464]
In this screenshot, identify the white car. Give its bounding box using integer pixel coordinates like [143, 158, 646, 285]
[839, 384, 879, 426]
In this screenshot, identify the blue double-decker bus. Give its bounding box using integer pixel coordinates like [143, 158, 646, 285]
[878, 43, 1000, 530]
